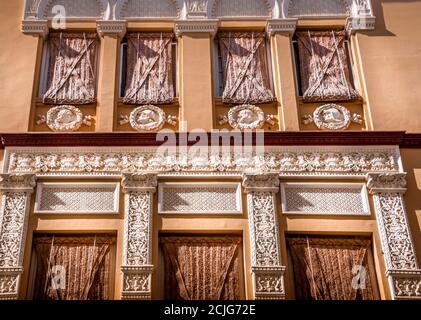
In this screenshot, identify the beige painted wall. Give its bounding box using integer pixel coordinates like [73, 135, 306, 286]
[2, 1, 421, 132]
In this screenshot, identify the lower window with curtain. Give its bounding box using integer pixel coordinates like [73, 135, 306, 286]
[287, 235, 379, 300]
[28, 234, 115, 300]
[159, 235, 244, 300]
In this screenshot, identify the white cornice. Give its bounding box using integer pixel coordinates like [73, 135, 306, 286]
[174, 19, 218, 37]
[266, 18, 297, 36]
[21, 19, 49, 38]
[96, 20, 127, 37]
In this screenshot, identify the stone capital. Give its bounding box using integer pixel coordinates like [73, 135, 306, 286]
[121, 173, 158, 193]
[96, 20, 127, 37]
[174, 19, 218, 38]
[21, 19, 49, 38]
[0, 174, 37, 193]
[386, 269, 421, 300]
[242, 173, 280, 193]
[266, 19, 298, 37]
[366, 173, 407, 194]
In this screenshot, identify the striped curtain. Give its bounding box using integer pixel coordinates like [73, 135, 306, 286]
[123, 33, 175, 105]
[160, 236, 241, 300]
[297, 30, 359, 102]
[219, 32, 274, 104]
[32, 235, 114, 300]
[287, 236, 378, 300]
[43, 33, 98, 105]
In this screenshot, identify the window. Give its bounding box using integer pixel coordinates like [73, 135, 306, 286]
[27, 234, 116, 300]
[38, 32, 99, 105]
[213, 31, 274, 104]
[287, 235, 380, 300]
[159, 235, 244, 300]
[119, 33, 178, 104]
[292, 30, 359, 102]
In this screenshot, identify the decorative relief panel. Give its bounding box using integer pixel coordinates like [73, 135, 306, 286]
[44, 0, 104, 18]
[36, 105, 93, 132]
[119, 105, 177, 132]
[158, 182, 242, 214]
[5, 146, 401, 177]
[0, 174, 36, 300]
[281, 183, 369, 215]
[121, 0, 179, 18]
[302, 104, 363, 131]
[219, 105, 277, 131]
[243, 173, 285, 300]
[34, 183, 119, 214]
[366, 173, 421, 300]
[287, 0, 350, 17]
[121, 173, 157, 300]
[212, 0, 271, 18]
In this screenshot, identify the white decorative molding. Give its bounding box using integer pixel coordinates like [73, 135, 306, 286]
[219, 104, 277, 131]
[21, 20, 49, 38]
[212, 0, 271, 18]
[366, 173, 421, 300]
[97, 20, 127, 37]
[174, 19, 218, 37]
[186, 0, 209, 19]
[0, 174, 36, 300]
[266, 19, 297, 36]
[121, 265, 154, 300]
[387, 270, 421, 300]
[34, 182, 120, 214]
[36, 105, 92, 133]
[302, 104, 363, 131]
[243, 173, 285, 300]
[119, 0, 179, 19]
[252, 266, 286, 300]
[158, 182, 242, 214]
[4, 146, 401, 178]
[121, 173, 157, 300]
[281, 183, 370, 215]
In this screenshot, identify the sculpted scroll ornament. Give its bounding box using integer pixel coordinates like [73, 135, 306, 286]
[37, 105, 93, 132]
[302, 104, 362, 131]
[125, 192, 153, 266]
[7, 149, 400, 176]
[219, 104, 277, 130]
[119, 105, 177, 131]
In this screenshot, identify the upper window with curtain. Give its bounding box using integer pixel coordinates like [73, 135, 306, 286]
[119, 32, 176, 105]
[293, 30, 359, 102]
[215, 31, 274, 104]
[39, 32, 99, 105]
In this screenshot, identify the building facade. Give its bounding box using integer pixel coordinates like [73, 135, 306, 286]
[0, 0, 421, 300]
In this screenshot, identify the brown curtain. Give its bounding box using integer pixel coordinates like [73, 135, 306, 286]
[160, 236, 241, 300]
[123, 33, 175, 105]
[219, 32, 274, 104]
[32, 235, 114, 300]
[287, 236, 378, 300]
[297, 31, 359, 102]
[43, 33, 98, 105]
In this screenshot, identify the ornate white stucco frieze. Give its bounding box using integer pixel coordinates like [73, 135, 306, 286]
[243, 173, 285, 300]
[4, 146, 401, 178]
[366, 173, 421, 300]
[0, 174, 37, 300]
[121, 173, 157, 300]
[22, 1, 375, 35]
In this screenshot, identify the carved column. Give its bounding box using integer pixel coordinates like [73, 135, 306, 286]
[121, 173, 157, 300]
[0, 174, 36, 300]
[243, 173, 285, 300]
[366, 173, 421, 300]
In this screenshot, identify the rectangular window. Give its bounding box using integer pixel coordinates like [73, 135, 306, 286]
[119, 33, 177, 104]
[159, 235, 244, 300]
[287, 235, 380, 300]
[293, 30, 359, 102]
[27, 234, 116, 300]
[39, 32, 99, 105]
[214, 31, 274, 104]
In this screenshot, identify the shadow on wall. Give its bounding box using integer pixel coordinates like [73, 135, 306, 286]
[367, 0, 421, 37]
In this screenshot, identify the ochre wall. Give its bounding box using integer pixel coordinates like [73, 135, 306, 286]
[2, 1, 421, 132]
